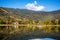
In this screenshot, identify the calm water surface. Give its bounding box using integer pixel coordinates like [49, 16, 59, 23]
[29, 38, 55, 40]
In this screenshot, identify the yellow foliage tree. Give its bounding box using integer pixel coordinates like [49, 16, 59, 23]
[54, 19, 59, 32]
[44, 18, 53, 33]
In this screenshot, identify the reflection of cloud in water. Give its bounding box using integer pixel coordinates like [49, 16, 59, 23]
[29, 39, 41, 40]
[29, 38, 55, 40]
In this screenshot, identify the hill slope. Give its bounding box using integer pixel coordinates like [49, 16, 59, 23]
[0, 7, 60, 21]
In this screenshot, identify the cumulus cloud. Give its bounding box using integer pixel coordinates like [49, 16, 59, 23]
[25, 1, 45, 11]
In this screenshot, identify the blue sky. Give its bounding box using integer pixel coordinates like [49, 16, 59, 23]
[0, 0, 60, 11]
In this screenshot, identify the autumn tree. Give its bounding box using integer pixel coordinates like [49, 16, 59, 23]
[54, 19, 59, 32]
[43, 18, 53, 33]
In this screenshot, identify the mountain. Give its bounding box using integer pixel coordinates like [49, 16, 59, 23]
[0, 7, 60, 21]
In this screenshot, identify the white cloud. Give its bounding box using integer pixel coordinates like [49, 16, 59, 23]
[25, 1, 45, 11]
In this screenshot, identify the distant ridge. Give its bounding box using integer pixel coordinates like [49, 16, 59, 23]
[0, 7, 60, 21]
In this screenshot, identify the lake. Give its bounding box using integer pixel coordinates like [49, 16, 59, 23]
[8, 35, 56, 40]
[8, 37, 56, 40]
[29, 38, 55, 40]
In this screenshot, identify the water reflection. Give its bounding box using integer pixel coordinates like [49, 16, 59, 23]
[29, 38, 55, 40]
